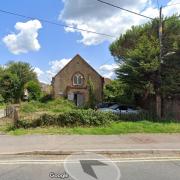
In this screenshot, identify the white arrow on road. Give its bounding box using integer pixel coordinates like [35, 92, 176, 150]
[80, 160, 108, 179]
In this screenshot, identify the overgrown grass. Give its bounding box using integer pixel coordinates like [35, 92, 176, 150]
[20, 98, 76, 114]
[2, 121, 180, 135]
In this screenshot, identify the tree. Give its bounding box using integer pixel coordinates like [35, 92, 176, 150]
[104, 80, 134, 104]
[117, 35, 159, 101]
[25, 81, 42, 100]
[0, 72, 20, 103]
[6, 62, 38, 102]
[110, 15, 180, 113]
[0, 94, 4, 104]
[161, 50, 180, 97]
[160, 16, 180, 98]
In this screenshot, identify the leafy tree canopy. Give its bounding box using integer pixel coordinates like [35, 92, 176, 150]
[6, 61, 38, 86]
[110, 15, 180, 100]
[0, 61, 40, 103]
[104, 80, 135, 105]
[0, 72, 20, 103]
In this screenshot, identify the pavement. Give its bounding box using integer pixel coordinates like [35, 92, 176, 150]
[0, 134, 180, 156]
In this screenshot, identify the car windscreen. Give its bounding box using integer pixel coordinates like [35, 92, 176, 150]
[109, 104, 119, 110]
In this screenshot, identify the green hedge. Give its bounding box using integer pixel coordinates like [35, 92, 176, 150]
[18, 109, 119, 128]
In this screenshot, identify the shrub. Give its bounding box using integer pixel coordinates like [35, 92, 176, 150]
[17, 120, 32, 129]
[25, 81, 42, 100]
[17, 109, 119, 128]
[40, 94, 52, 103]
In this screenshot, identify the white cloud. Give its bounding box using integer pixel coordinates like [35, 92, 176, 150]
[34, 67, 44, 77]
[59, 0, 180, 45]
[32, 58, 71, 84]
[33, 67, 49, 84]
[98, 63, 119, 79]
[39, 58, 71, 83]
[163, 0, 180, 17]
[47, 58, 71, 77]
[3, 20, 42, 55]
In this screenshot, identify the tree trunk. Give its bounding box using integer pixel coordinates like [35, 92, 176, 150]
[142, 90, 149, 102]
[156, 94, 162, 119]
[13, 108, 19, 128]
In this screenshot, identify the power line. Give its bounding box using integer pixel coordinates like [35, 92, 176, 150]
[99, 59, 113, 67]
[0, 9, 115, 38]
[96, 0, 154, 20]
[163, 2, 180, 7]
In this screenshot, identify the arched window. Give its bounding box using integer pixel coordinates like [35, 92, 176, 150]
[73, 73, 84, 86]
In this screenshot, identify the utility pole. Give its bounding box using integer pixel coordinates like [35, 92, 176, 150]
[156, 6, 163, 118]
[159, 7, 163, 62]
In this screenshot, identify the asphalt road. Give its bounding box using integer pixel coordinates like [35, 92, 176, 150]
[0, 159, 179, 180]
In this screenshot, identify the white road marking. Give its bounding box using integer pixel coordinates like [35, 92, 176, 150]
[0, 158, 180, 165]
[86, 149, 180, 151]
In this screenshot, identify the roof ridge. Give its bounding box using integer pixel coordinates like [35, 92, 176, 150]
[53, 54, 103, 79]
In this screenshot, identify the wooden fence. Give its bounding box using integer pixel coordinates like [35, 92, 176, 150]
[163, 98, 180, 120]
[141, 96, 180, 121]
[4, 105, 19, 126]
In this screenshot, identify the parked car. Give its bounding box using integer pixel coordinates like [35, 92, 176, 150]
[98, 104, 141, 114]
[95, 102, 117, 109]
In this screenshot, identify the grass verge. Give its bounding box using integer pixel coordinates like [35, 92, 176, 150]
[1, 121, 180, 135]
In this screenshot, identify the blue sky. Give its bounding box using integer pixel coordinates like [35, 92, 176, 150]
[0, 0, 178, 83]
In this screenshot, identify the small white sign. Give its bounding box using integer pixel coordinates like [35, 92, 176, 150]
[68, 93, 74, 101]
